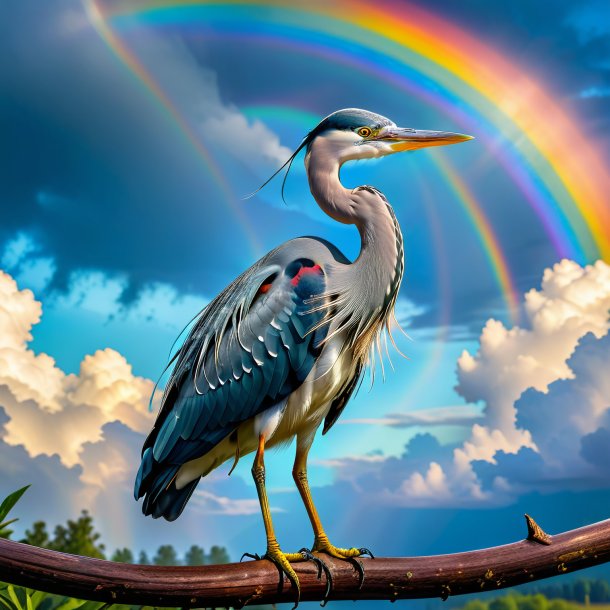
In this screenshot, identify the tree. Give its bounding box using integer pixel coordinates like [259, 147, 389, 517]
[516, 594, 548, 610]
[463, 600, 489, 610]
[185, 544, 206, 566]
[490, 596, 518, 610]
[549, 600, 569, 610]
[138, 550, 150, 565]
[154, 544, 180, 566]
[111, 547, 134, 563]
[207, 545, 230, 565]
[21, 521, 50, 548]
[49, 510, 105, 559]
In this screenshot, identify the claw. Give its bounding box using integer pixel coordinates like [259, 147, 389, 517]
[260, 549, 301, 608]
[298, 548, 333, 601]
[240, 551, 261, 561]
[347, 556, 365, 588]
[312, 541, 374, 592]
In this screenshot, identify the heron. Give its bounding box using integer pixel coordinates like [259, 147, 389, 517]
[134, 108, 472, 602]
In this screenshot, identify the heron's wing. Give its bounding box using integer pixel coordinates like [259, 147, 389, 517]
[322, 361, 364, 434]
[142, 257, 328, 467]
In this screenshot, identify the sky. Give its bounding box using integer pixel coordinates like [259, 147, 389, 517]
[1, 0, 610, 606]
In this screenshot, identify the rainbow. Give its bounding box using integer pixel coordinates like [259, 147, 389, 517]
[85, 1, 264, 257]
[87, 0, 610, 326]
[434, 152, 520, 317]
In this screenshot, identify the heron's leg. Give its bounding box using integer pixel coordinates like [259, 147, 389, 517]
[293, 433, 373, 584]
[249, 434, 307, 605]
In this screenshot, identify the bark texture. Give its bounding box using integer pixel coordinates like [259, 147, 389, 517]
[1, 517, 609, 607]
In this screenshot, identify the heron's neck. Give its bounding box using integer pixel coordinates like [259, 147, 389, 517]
[306, 141, 404, 310]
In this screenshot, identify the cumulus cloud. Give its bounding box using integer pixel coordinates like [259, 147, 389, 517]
[0, 270, 155, 471]
[325, 260, 610, 508]
[457, 259, 610, 452]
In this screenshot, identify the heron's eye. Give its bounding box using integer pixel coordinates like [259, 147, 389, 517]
[357, 127, 372, 138]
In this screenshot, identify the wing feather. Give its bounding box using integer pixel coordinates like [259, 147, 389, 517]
[137, 257, 328, 499]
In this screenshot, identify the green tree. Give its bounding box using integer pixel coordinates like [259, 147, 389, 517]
[111, 547, 134, 563]
[185, 544, 206, 566]
[21, 520, 50, 548]
[463, 600, 489, 610]
[154, 544, 180, 566]
[138, 550, 151, 565]
[207, 545, 230, 565]
[516, 594, 548, 610]
[549, 600, 570, 610]
[49, 510, 105, 559]
[490, 596, 519, 610]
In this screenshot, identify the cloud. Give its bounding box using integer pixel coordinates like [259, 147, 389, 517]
[322, 260, 610, 508]
[51, 268, 207, 333]
[2, 233, 56, 294]
[340, 404, 482, 428]
[190, 490, 278, 516]
[473, 331, 610, 494]
[0, 269, 154, 468]
[393, 297, 428, 327]
[124, 27, 291, 175]
[456, 259, 610, 446]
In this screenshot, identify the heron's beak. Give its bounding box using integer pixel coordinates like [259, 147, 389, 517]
[377, 127, 474, 152]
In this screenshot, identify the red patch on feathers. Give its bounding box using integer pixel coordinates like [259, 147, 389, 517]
[291, 264, 322, 286]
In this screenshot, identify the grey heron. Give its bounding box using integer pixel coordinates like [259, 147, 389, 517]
[134, 108, 472, 602]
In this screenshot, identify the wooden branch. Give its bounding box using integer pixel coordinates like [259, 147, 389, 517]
[1, 516, 610, 607]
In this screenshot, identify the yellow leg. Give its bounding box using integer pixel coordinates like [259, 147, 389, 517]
[251, 434, 306, 604]
[293, 434, 373, 562]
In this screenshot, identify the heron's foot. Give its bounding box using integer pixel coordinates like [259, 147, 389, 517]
[241, 544, 331, 608]
[312, 536, 374, 590]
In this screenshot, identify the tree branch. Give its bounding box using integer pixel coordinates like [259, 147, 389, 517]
[1, 517, 610, 607]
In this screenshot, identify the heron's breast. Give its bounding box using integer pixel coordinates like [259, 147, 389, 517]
[273, 333, 355, 439]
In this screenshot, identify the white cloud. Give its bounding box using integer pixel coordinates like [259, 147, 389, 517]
[457, 259, 610, 445]
[399, 462, 450, 499]
[191, 490, 278, 516]
[324, 260, 610, 508]
[393, 297, 428, 327]
[340, 404, 482, 428]
[0, 270, 154, 469]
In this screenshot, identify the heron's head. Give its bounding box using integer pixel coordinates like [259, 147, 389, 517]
[250, 108, 473, 201]
[303, 108, 473, 164]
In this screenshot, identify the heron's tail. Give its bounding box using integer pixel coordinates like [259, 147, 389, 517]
[134, 448, 200, 521]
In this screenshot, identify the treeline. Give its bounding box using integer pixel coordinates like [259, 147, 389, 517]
[460, 584, 610, 610]
[530, 579, 610, 604]
[12, 508, 230, 566]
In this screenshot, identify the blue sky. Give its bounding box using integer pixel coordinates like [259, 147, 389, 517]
[1, 1, 610, 605]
